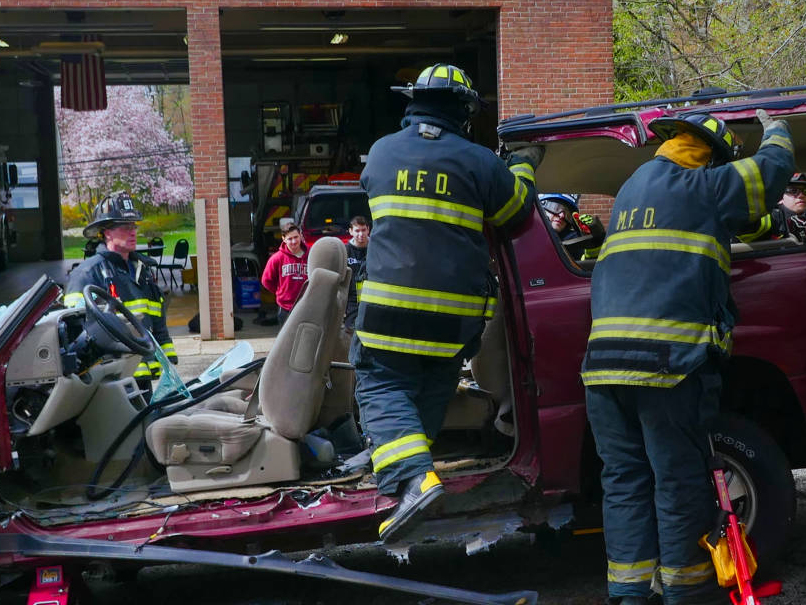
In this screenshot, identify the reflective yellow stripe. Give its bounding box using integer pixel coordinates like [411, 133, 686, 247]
[607, 558, 658, 584]
[361, 280, 494, 318]
[760, 133, 795, 154]
[582, 245, 601, 260]
[509, 161, 535, 184]
[736, 214, 772, 243]
[134, 362, 151, 377]
[730, 158, 765, 222]
[598, 229, 730, 274]
[659, 561, 714, 586]
[356, 330, 463, 357]
[581, 370, 686, 388]
[356, 280, 363, 302]
[371, 433, 430, 472]
[123, 298, 162, 317]
[369, 195, 483, 231]
[160, 342, 176, 353]
[64, 292, 84, 308]
[488, 177, 527, 227]
[590, 317, 718, 346]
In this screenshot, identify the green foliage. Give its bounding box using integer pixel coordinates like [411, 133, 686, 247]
[139, 213, 195, 238]
[62, 229, 196, 260]
[61, 204, 86, 229]
[613, 0, 806, 102]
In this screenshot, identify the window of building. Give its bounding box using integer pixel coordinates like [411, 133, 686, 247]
[9, 162, 39, 209]
[228, 157, 251, 203]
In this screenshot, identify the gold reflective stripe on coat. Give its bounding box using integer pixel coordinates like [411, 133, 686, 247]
[736, 214, 773, 243]
[371, 433, 430, 473]
[360, 280, 496, 318]
[760, 133, 795, 155]
[607, 558, 658, 584]
[356, 330, 463, 358]
[123, 298, 163, 317]
[598, 229, 730, 274]
[64, 292, 84, 307]
[659, 561, 715, 586]
[369, 195, 484, 231]
[508, 161, 535, 184]
[488, 177, 528, 227]
[581, 369, 686, 388]
[730, 158, 765, 223]
[589, 317, 730, 351]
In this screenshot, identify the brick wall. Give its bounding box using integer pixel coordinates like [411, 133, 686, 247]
[9, 0, 614, 338]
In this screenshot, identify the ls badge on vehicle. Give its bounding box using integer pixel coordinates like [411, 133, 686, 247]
[529, 278, 545, 287]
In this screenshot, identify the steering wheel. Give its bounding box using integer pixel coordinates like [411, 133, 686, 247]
[82, 284, 155, 356]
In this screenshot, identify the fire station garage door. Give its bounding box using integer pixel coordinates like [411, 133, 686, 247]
[220, 8, 498, 189]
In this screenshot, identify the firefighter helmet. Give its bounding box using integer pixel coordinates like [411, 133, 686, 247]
[539, 193, 579, 216]
[790, 172, 806, 186]
[83, 191, 142, 239]
[391, 63, 481, 116]
[648, 113, 740, 166]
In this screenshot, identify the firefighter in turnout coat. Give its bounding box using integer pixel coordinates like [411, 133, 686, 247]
[65, 192, 177, 394]
[350, 63, 541, 542]
[580, 110, 794, 605]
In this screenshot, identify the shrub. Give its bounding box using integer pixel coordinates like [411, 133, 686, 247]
[139, 212, 195, 238]
[61, 204, 87, 229]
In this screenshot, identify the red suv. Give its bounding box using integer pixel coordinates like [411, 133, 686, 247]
[294, 181, 370, 245]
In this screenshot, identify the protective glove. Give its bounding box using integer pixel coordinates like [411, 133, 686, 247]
[509, 145, 545, 169]
[756, 108, 791, 137]
[573, 213, 604, 240]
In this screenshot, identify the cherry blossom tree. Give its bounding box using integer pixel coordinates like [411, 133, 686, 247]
[55, 85, 194, 220]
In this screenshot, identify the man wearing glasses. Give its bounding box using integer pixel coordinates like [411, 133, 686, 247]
[735, 172, 806, 242]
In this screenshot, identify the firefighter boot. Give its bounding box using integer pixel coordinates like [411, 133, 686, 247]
[379, 471, 444, 542]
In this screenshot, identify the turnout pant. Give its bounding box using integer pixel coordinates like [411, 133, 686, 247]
[586, 362, 722, 604]
[350, 337, 464, 495]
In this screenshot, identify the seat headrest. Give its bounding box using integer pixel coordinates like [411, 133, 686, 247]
[307, 237, 348, 279]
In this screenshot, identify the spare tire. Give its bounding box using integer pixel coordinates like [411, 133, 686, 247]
[711, 413, 796, 563]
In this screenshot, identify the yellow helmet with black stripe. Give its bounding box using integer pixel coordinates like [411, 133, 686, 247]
[391, 63, 481, 116]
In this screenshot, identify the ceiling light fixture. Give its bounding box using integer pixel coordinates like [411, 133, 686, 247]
[0, 39, 9, 48]
[330, 33, 348, 45]
[32, 41, 105, 55]
[259, 23, 404, 32]
[252, 57, 348, 62]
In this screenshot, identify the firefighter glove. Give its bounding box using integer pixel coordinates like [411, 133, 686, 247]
[512, 145, 545, 169]
[573, 213, 604, 239]
[756, 108, 790, 137]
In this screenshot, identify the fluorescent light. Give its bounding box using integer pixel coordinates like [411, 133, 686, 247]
[252, 57, 348, 62]
[330, 33, 348, 45]
[259, 23, 405, 32]
[32, 41, 105, 55]
[0, 39, 9, 48]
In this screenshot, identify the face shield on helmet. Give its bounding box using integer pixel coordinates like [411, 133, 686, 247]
[648, 113, 741, 166]
[539, 193, 579, 217]
[83, 191, 143, 239]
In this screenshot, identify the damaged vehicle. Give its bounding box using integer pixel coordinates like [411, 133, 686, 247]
[2, 87, 806, 604]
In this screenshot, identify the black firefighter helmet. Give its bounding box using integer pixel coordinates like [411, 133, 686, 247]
[648, 113, 741, 166]
[391, 63, 482, 117]
[83, 191, 142, 239]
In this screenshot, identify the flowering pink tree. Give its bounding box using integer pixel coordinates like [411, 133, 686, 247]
[55, 85, 194, 220]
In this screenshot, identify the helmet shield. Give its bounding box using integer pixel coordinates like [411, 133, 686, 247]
[391, 63, 481, 116]
[83, 191, 143, 239]
[539, 193, 579, 215]
[648, 113, 740, 166]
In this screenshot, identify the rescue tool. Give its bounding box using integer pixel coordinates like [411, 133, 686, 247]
[705, 435, 782, 605]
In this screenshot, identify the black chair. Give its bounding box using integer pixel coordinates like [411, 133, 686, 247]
[146, 237, 164, 281]
[158, 238, 190, 290]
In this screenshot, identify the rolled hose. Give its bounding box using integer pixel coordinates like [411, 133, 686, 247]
[86, 358, 265, 501]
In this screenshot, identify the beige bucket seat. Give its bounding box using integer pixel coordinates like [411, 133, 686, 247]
[145, 237, 351, 493]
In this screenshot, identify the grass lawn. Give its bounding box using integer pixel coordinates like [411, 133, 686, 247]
[63, 230, 197, 260]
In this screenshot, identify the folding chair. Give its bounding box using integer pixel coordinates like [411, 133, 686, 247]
[146, 237, 164, 281]
[158, 238, 190, 290]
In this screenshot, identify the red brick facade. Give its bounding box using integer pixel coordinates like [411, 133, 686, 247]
[9, 0, 613, 338]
